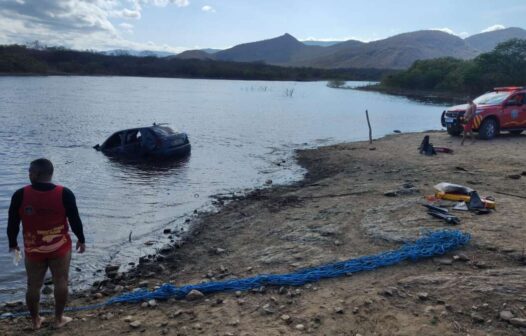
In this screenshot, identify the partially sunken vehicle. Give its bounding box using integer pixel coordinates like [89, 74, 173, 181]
[94, 124, 191, 159]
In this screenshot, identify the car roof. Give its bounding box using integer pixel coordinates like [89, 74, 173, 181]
[493, 86, 525, 92]
[112, 125, 174, 133]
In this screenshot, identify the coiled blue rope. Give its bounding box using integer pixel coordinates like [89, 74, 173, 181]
[1, 230, 470, 318]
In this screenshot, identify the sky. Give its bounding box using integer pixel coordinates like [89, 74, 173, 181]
[0, 0, 526, 53]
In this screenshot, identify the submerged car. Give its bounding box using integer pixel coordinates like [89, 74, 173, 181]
[94, 124, 191, 159]
[441, 86, 526, 139]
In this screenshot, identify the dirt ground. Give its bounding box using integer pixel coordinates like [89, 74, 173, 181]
[2, 131, 526, 335]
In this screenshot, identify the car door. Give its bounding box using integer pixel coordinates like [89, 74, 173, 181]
[501, 93, 525, 129]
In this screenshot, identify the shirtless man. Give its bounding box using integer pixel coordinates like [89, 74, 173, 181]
[7, 158, 86, 329]
[461, 98, 477, 145]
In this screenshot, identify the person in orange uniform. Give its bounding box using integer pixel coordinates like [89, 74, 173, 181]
[7, 158, 86, 329]
[461, 98, 477, 145]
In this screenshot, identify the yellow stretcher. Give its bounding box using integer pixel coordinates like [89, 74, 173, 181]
[435, 192, 496, 209]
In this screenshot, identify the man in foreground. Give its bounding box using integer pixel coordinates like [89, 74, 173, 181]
[7, 158, 86, 329]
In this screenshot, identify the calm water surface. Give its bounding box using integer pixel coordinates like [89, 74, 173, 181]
[0, 77, 447, 302]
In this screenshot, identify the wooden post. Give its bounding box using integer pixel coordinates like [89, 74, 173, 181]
[365, 109, 372, 144]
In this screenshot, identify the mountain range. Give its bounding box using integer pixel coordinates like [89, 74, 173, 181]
[175, 27, 526, 69]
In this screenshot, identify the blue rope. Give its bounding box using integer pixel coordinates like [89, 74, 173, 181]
[1, 230, 470, 319]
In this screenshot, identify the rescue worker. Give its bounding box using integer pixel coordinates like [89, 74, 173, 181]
[461, 98, 477, 145]
[7, 158, 86, 329]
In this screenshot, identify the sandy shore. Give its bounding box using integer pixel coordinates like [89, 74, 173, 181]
[2, 131, 526, 335]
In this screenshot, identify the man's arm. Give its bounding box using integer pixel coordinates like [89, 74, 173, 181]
[7, 189, 23, 250]
[62, 188, 86, 250]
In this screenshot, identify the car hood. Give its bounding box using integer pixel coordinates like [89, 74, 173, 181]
[447, 103, 468, 112]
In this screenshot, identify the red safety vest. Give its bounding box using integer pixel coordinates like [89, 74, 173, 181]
[19, 185, 72, 261]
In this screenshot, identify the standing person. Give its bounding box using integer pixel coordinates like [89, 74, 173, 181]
[461, 98, 477, 145]
[6, 158, 86, 329]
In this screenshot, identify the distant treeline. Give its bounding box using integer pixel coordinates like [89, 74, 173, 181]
[0, 45, 395, 81]
[380, 39, 526, 94]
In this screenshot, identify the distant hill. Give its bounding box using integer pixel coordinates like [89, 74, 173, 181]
[201, 48, 222, 54]
[301, 41, 343, 47]
[299, 30, 479, 69]
[175, 50, 215, 60]
[205, 28, 526, 70]
[209, 31, 482, 69]
[101, 49, 176, 58]
[213, 33, 318, 64]
[465, 27, 526, 52]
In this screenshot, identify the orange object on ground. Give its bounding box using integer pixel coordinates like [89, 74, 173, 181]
[435, 192, 496, 209]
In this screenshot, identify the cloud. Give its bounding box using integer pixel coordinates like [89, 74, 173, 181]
[431, 27, 469, 39]
[118, 8, 141, 19]
[119, 22, 134, 33]
[481, 24, 505, 33]
[150, 0, 189, 7]
[0, 0, 190, 52]
[201, 5, 215, 13]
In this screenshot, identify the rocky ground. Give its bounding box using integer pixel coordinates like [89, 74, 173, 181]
[2, 131, 526, 335]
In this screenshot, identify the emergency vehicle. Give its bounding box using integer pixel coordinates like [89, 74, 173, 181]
[441, 87, 526, 139]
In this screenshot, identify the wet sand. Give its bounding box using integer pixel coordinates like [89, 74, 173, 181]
[2, 131, 526, 335]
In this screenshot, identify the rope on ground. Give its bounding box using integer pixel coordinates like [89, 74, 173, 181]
[1, 230, 470, 319]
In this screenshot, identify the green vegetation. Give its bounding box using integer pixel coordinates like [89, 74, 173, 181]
[380, 39, 526, 94]
[0, 45, 394, 81]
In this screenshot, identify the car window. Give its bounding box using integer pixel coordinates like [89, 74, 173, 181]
[474, 91, 512, 105]
[104, 132, 122, 148]
[151, 126, 175, 137]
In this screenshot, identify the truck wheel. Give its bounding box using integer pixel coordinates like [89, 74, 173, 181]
[478, 119, 499, 140]
[510, 130, 523, 135]
[447, 126, 462, 136]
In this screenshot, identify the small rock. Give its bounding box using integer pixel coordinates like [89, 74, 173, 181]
[453, 254, 470, 262]
[235, 291, 242, 297]
[163, 228, 172, 234]
[172, 310, 183, 317]
[500, 311, 514, 321]
[129, 320, 142, 328]
[265, 179, 273, 185]
[261, 303, 276, 314]
[393, 130, 401, 133]
[278, 287, 287, 295]
[93, 293, 104, 299]
[510, 318, 526, 327]
[417, 292, 429, 300]
[141, 302, 148, 308]
[186, 289, 205, 301]
[433, 257, 453, 265]
[147, 299, 157, 307]
[369, 147, 376, 151]
[105, 265, 120, 274]
[507, 174, 521, 180]
[471, 312, 485, 323]
[101, 312, 114, 320]
[384, 191, 398, 197]
[380, 287, 397, 296]
[295, 324, 305, 331]
[138, 280, 149, 288]
[352, 307, 359, 314]
[215, 247, 226, 254]
[280, 314, 291, 322]
[42, 285, 53, 295]
[123, 315, 133, 322]
[334, 240, 342, 246]
[334, 307, 344, 314]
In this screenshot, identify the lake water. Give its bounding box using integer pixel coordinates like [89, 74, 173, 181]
[0, 77, 448, 302]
